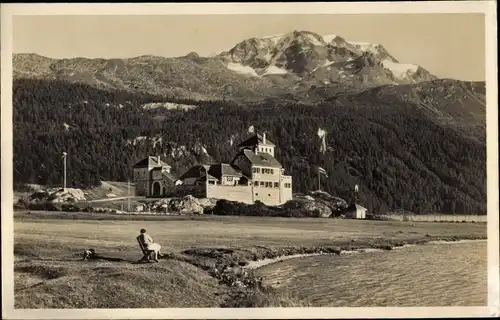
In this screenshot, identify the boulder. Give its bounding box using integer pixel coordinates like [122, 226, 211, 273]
[27, 187, 86, 204]
[168, 195, 204, 215]
[149, 195, 204, 215]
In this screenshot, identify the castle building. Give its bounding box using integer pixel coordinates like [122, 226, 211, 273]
[175, 133, 293, 206]
[132, 156, 176, 197]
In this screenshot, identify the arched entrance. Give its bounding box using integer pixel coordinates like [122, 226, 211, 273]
[152, 181, 161, 197]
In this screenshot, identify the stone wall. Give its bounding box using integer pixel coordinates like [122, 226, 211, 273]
[206, 185, 253, 204]
[174, 185, 206, 198]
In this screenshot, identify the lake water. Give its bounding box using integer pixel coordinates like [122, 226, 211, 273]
[254, 241, 487, 307]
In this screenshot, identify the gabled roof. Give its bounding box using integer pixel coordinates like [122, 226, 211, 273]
[238, 133, 276, 148]
[236, 149, 282, 168]
[208, 163, 243, 179]
[178, 165, 208, 180]
[133, 156, 171, 168]
[179, 163, 243, 182]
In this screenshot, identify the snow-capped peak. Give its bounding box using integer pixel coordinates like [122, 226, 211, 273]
[262, 34, 284, 39]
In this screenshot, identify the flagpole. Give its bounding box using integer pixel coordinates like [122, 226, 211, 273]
[62, 152, 67, 191]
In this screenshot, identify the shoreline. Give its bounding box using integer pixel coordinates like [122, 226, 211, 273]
[244, 239, 487, 270]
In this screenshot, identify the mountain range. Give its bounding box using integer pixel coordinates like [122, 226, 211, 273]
[14, 30, 438, 103]
[12, 30, 487, 214]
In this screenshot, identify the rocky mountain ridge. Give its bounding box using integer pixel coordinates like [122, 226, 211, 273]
[13, 30, 439, 103]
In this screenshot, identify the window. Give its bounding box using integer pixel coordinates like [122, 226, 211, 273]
[208, 180, 215, 185]
[255, 193, 259, 196]
[227, 177, 233, 181]
[253, 167, 260, 173]
[270, 169, 274, 174]
[260, 181, 265, 187]
[274, 182, 279, 188]
[254, 181, 259, 187]
[265, 182, 271, 188]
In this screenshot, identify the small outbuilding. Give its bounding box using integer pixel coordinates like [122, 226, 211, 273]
[343, 203, 367, 219]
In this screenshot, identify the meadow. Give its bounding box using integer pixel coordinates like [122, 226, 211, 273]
[12, 211, 487, 308]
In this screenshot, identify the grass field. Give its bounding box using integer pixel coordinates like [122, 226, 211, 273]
[12, 211, 487, 308]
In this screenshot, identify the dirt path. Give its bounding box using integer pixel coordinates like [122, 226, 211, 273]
[88, 196, 139, 203]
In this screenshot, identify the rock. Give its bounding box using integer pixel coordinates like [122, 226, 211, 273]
[149, 195, 204, 215]
[27, 187, 86, 204]
[168, 195, 204, 214]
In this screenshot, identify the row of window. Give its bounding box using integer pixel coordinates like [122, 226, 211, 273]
[252, 181, 292, 188]
[253, 181, 279, 188]
[252, 167, 275, 174]
[260, 147, 272, 153]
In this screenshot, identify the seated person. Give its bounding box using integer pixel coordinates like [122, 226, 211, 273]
[137, 228, 162, 262]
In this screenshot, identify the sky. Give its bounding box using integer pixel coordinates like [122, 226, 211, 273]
[13, 13, 486, 81]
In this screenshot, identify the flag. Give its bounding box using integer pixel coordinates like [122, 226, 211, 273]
[317, 128, 326, 139]
[317, 128, 327, 154]
[317, 166, 328, 177]
[248, 125, 255, 133]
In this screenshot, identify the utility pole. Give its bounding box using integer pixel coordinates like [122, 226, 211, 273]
[62, 152, 67, 191]
[127, 180, 131, 212]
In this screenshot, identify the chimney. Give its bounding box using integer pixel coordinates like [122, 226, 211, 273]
[263, 132, 266, 144]
[158, 155, 161, 164]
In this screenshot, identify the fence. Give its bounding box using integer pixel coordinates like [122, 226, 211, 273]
[386, 214, 487, 223]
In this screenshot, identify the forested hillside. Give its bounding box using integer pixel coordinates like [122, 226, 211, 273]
[13, 79, 486, 214]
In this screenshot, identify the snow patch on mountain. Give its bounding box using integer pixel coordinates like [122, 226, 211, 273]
[324, 60, 335, 67]
[142, 102, 198, 111]
[227, 62, 258, 76]
[322, 34, 338, 43]
[305, 34, 323, 46]
[263, 65, 288, 75]
[262, 34, 284, 45]
[311, 60, 336, 73]
[349, 41, 381, 53]
[382, 60, 419, 79]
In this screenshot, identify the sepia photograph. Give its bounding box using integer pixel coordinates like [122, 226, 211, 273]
[1, 2, 498, 319]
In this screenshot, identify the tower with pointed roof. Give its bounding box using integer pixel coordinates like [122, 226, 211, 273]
[132, 156, 176, 197]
